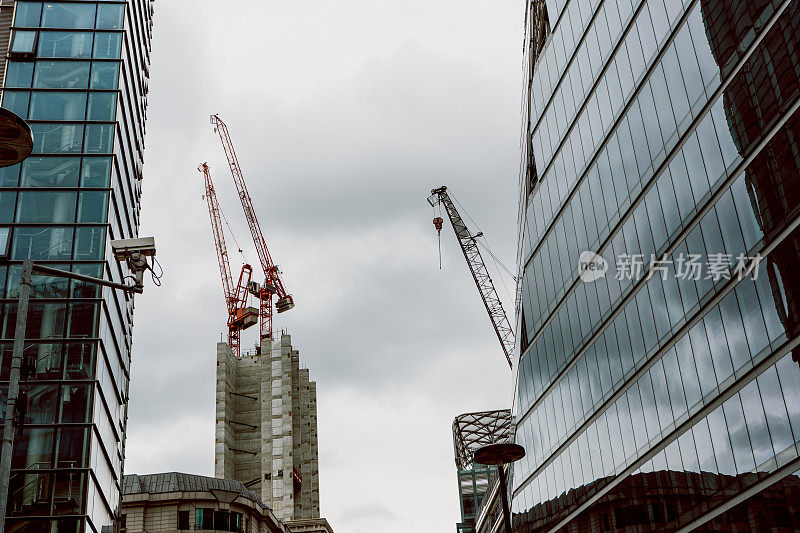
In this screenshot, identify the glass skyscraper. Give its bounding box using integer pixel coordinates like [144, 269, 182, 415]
[513, 0, 800, 531]
[0, 1, 153, 531]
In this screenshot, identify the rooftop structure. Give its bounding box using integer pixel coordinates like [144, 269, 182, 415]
[215, 333, 321, 525]
[121, 472, 289, 533]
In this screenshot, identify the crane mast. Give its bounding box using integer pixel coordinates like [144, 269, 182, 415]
[210, 115, 295, 340]
[428, 186, 515, 368]
[200, 163, 258, 356]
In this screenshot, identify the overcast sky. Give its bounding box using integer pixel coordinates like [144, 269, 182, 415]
[126, 1, 526, 531]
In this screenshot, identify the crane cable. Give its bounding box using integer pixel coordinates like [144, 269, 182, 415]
[448, 192, 516, 304]
[202, 187, 248, 264]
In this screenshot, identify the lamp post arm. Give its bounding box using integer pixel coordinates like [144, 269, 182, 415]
[31, 264, 143, 294]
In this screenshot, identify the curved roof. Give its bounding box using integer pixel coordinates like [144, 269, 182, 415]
[123, 472, 265, 508]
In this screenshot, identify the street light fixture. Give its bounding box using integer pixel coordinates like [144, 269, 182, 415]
[474, 442, 526, 533]
[0, 108, 33, 167]
[0, 241, 158, 529]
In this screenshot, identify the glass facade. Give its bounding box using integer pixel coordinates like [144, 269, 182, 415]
[0, 1, 153, 531]
[513, 0, 800, 531]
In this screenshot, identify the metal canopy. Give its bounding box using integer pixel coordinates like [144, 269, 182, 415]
[453, 409, 513, 471]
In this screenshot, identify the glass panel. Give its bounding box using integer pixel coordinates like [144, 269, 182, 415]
[86, 92, 116, 121]
[81, 157, 111, 187]
[38, 31, 93, 58]
[84, 124, 114, 153]
[0, 165, 21, 187]
[20, 156, 81, 187]
[0, 228, 11, 257]
[90, 61, 119, 89]
[93, 32, 121, 59]
[73, 226, 105, 259]
[1, 91, 30, 120]
[5, 62, 34, 87]
[29, 91, 87, 120]
[14, 2, 43, 27]
[16, 191, 77, 223]
[12, 427, 54, 469]
[41, 2, 96, 29]
[77, 191, 108, 223]
[12, 226, 73, 260]
[34, 60, 90, 88]
[60, 383, 91, 422]
[31, 123, 84, 153]
[64, 342, 94, 378]
[0, 192, 17, 223]
[11, 31, 37, 53]
[96, 4, 124, 29]
[27, 384, 60, 424]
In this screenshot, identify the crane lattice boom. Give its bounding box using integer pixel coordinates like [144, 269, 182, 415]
[210, 115, 294, 340]
[199, 162, 257, 356]
[428, 186, 515, 368]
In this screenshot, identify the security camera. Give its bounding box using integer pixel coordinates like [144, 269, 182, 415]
[111, 237, 156, 260]
[111, 237, 156, 291]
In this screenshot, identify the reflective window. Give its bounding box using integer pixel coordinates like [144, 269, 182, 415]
[11, 31, 37, 53]
[81, 157, 111, 187]
[41, 2, 96, 29]
[38, 31, 93, 58]
[0, 165, 21, 188]
[93, 32, 121, 59]
[12, 226, 73, 260]
[87, 92, 116, 121]
[0, 192, 17, 223]
[5, 62, 34, 87]
[84, 124, 114, 153]
[31, 123, 84, 153]
[90, 61, 119, 89]
[74, 226, 105, 259]
[0, 228, 11, 257]
[14, 2, 43, 27]
[29, 91, 87, 120]
[20, 156, 81, 187]
[96, 4, 124, 30]
[1, 90, 30, 118]
[77, 191, 109, 223]
[16, 191, 77, 223]
[34, 60, 90, 88]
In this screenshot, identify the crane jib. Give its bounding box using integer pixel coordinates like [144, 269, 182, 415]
[430, 186, 515, 369]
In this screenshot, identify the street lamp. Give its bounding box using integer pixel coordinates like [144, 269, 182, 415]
[0, 239, 158, 529]
[474, 442, 526, 533]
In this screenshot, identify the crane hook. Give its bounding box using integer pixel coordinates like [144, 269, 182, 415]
[433, 217, 444, 269]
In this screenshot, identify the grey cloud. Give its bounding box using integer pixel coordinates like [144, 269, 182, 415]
[126, 1, 524, 532]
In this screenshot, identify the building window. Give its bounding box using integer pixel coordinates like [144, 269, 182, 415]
[119, 513, 126, 532]
[195, 508, 213, 530]
[213, 510, 229, 531]
[177, 510, 189, 530]
[11, 30, 37, 55]
[0, 227, 11, 257]
[230, 512, 243, 532]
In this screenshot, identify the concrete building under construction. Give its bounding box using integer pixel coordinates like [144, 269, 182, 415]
[215, 333, 331, 533]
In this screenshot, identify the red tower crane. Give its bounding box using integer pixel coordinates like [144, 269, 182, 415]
[210, 115, 295, 340]
[199, 162, 259, 356]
